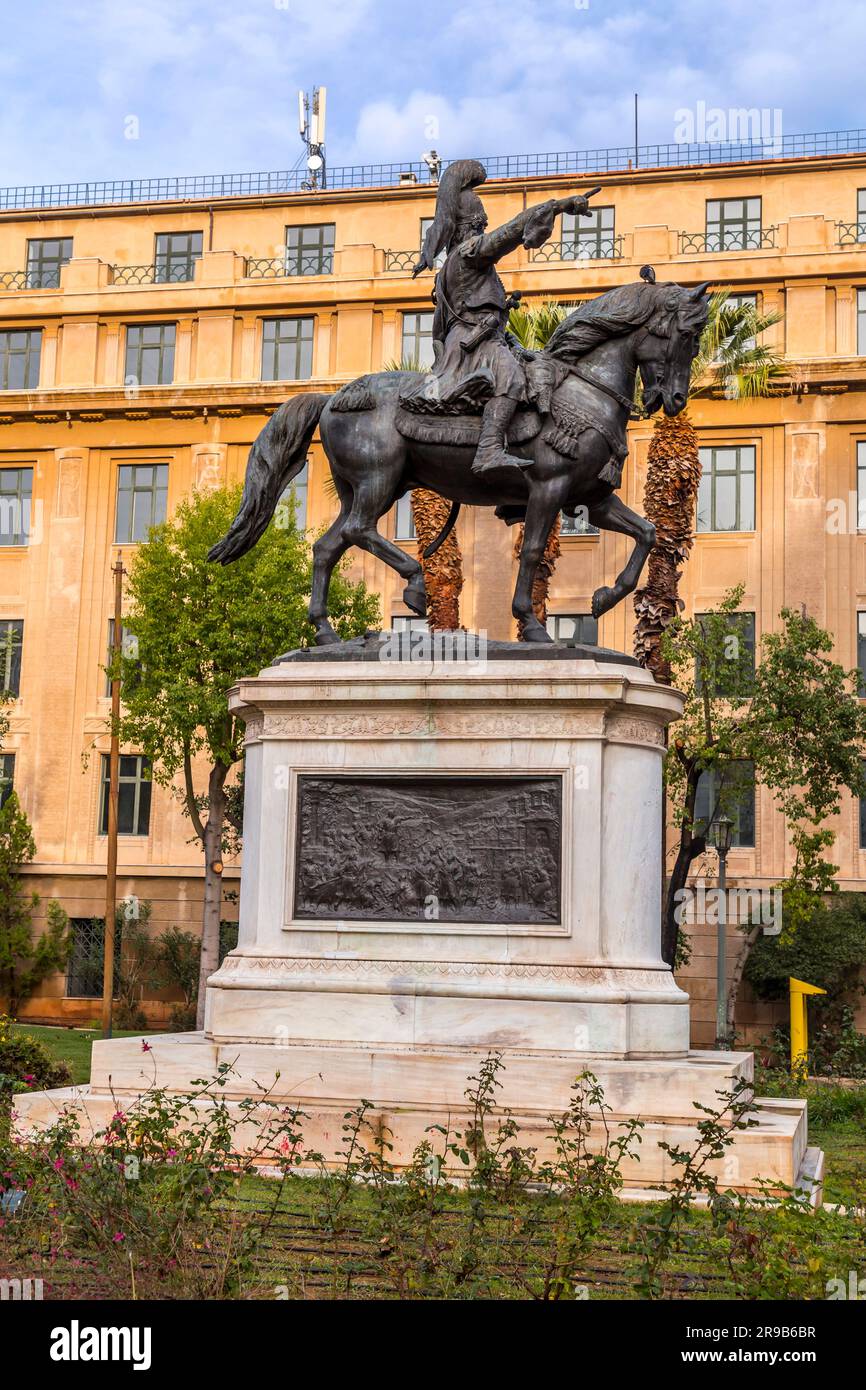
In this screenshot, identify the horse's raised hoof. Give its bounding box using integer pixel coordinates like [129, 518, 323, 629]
[403, 583, 428, 618]
[591, 585, 617, 619]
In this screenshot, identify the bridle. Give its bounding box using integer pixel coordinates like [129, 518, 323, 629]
[564, 317, 677, 420]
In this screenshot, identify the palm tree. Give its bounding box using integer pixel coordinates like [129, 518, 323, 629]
[379, 355, 464, 631]
[633, 291, 785, 682]
[507, 300, 576, 634]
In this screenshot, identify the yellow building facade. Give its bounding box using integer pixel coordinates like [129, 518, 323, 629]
[2, 148, 866, 1039]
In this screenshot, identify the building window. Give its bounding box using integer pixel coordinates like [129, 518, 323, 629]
[261, 317, 314, 381]
[395, 493, 416, 540]
[705, 197, 762, 252]
[716, 292, 758, 356]
[419, 218, 446, 269]
[697, 446, 756, 533]
[0, 329, 42, 390]
[65, 918, 121, 999]
[695, 760, 756, 847]
[858, 189, 866, 244]
[695, 612, 755, 697]
[285, 224, 335, 276]
[124, 323, 176, 386]
[392, 615, 428, 635]
[0, 752, 14, 810]
[0, 467, 33, 546]
[401, 311, 435, 369]
[561, 509, 599, 537]
[275, 461, 309, 531]
[0, 619, 23, 697]
[115, 463, 169, 543]
[104, 619, 139, 696]
[561, 205, 616, 259]
[547, 613, 599, 646]
[26, 237, 73, 289]
[858, 290, 866, 357]
[99, 753, 152, 836]
[858, 613, 866, 696]
[154, 231, 203, 283]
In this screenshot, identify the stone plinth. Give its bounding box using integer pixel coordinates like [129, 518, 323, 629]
[14, 648, 820, 1199]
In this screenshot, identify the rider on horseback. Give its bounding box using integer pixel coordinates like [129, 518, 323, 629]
[412, 159, 597, 485]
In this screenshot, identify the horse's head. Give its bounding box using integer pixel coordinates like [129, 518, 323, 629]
[637, 282, 710, 417]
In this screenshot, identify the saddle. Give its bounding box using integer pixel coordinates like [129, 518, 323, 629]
[395, 402, 542, 450]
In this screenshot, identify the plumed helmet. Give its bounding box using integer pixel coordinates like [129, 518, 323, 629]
[415, 159, 487, 273]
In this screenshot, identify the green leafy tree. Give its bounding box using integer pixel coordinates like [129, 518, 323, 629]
[662, 592, 866, 1032]
[0, 794, 71, 1015]
[112, 484, 379, 1026]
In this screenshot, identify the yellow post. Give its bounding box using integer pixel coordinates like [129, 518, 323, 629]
[789, 977, 826, 1078]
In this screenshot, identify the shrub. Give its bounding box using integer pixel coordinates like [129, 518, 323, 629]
[745, 894, 866, 1039]
[0, 1015, 72, 1110]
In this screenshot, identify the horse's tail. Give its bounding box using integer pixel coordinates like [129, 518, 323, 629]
[421, 499, 461, 559]
[208, 393, 328, 565]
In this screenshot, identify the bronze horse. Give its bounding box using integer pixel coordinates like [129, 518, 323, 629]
[210, 278, 710, 643]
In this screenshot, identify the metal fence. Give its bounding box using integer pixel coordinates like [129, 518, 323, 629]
[1, 130, 865, 212]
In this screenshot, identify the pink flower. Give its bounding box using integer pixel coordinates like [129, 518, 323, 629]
[52, 1157, 64, 1171]
[141, 1041, 151, 1053]
[112, 1232, 125, 1243]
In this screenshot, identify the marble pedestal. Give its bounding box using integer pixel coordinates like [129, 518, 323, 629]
[15, 648, 820, 1198]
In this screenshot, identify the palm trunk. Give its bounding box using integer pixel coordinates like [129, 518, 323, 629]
[514, 514, 561, 638]
[633, 410, 702, 683]
[409, 488, 463, 631]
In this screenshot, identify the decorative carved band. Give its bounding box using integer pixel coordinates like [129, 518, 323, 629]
[241, 707, 666, 744]
[215, 954, 672, 989]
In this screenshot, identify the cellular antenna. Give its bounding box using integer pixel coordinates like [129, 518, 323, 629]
[299, 86, 327, 190]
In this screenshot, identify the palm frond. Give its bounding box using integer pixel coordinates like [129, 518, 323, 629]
[691, 289, 786, 398]
[507, 300, 577, 351]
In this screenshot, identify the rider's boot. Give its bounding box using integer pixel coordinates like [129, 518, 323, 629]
[471, 396, 530, 482]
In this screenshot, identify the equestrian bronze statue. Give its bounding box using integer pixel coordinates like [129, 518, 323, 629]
[210, 158, 709, 645]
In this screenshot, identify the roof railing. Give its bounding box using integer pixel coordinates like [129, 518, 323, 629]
[1, 129, 865, 212]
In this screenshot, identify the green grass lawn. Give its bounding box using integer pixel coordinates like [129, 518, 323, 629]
[11, 1023, 155, 1086]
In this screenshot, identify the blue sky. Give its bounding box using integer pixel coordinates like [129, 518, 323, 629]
[1, 0, 863, 187]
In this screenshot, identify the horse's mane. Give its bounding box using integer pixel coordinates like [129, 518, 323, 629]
[545, 282, 665, 364]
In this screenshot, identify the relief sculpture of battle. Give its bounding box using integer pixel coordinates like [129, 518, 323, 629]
[293, 776, 562, 924]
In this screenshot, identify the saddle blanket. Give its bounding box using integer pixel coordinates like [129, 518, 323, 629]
[395, 406, 542, 450]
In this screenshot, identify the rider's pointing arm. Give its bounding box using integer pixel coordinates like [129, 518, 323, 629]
[466, 193, 596, 267]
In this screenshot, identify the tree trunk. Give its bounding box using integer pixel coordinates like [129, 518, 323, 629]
[726, 922, 762, 1038]
[409, 488, 463, 630]
[633, 410, 702, 683]
[661, 761, 705, 968]
[514, 514, 562, 638]
[196, 762, 228, 1029]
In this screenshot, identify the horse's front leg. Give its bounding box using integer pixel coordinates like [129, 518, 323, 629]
[512, 481, 570, 642]
[586, 492, 656, 619]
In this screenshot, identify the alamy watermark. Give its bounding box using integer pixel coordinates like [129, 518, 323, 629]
[674, 102, 783, 158]
[378, 627, 489, 672]
[673, 883, 782, 935]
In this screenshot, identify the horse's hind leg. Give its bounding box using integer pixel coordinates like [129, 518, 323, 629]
[342, 483, 427, 617]
[309, 503, 352, 645]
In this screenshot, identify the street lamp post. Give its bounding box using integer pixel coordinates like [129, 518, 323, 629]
[712, 813, 734, 1048]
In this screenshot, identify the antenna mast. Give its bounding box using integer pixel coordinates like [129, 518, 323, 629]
[299, 86, 327, 191]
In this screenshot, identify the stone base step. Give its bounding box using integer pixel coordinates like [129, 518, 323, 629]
[12, 1032, 816, 1199]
